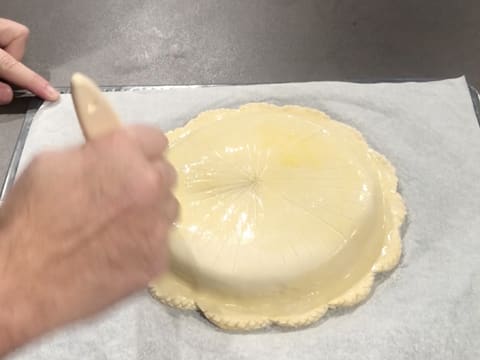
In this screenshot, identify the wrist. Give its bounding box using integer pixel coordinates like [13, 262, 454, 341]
[0, 226, 41, 356]
[0, 276, 23, 355]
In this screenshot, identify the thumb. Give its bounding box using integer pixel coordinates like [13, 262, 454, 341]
[0, 80, 13, 105]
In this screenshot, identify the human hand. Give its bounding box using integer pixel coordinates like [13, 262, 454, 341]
[0, 125, 178, 353]
[0, 18, 59, 105]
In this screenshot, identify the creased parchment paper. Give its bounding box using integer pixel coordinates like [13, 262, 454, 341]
[7, 77, 480, 360]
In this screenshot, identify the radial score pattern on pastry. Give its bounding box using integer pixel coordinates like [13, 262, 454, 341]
[150, 103, 406, 330]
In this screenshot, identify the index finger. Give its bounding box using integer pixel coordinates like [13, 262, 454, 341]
[0, 48, 59, 101]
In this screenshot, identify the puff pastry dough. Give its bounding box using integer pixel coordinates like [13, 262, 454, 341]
[150, 103, 405, 330]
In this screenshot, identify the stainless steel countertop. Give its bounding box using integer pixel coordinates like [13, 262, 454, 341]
[2, 0, 480, 183]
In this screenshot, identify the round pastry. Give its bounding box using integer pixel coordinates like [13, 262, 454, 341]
[150, 103, 406, 330]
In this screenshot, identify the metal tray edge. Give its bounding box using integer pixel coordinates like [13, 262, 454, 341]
[0, 98, 43, 204]
[2, 82, 480, 203]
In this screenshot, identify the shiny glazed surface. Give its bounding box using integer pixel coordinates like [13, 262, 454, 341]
[151, 103, 405, 330]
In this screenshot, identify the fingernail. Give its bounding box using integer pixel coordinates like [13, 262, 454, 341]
[45, 85, 60, 101]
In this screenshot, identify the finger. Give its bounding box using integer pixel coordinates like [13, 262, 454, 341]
[0, 80, 13, 105]
[163, 194, 180, 224]
[126, 125, 168, 160]
[0, 48, 59, 101]
[0, 18, 29, 60]
[154, 160, 177, 188]
[147, 223, 171, 276]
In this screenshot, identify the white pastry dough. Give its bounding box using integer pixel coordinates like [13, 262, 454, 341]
[150, 103, 406, 330]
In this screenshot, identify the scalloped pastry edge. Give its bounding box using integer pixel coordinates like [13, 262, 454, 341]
[149, 103, 406, 331]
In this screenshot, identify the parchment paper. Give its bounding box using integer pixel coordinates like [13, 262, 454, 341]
[7, 77, 480, 360]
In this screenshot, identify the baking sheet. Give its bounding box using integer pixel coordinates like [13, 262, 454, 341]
[6, 77, 480, 360]
[3, 81, 480, 198]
